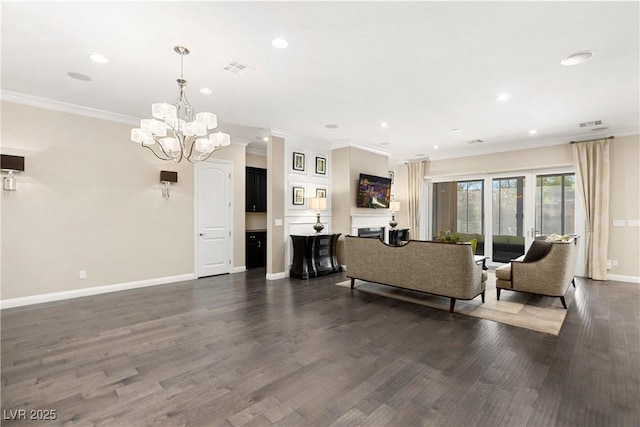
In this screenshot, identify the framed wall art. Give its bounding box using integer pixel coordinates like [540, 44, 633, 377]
[316, 188, 327, 198]
[292, 186, 305, 205]
[315, 156, 327, 175]
[293, 152, 305, 171]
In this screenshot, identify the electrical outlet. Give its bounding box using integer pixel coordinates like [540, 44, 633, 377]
[606, 260, 612, 270]
[612, 260, 618, 267]
[275, 219, 283, 226]
[79, 270, 87, 279]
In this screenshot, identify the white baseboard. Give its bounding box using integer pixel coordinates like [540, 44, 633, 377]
[266, 272, 286, 281]
[607, 274, 640, 284]
[0, 273, 197, 310]
[232, 266, 247, 274]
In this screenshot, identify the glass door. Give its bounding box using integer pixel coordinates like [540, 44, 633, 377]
[432, 179, 484, 254]
[534, 173, 576, 238]
[491, 177, 528, 263]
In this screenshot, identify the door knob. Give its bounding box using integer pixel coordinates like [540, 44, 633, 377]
[199, 233, 204, 236]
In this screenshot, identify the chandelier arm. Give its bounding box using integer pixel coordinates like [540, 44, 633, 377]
[184, 136, 197, 159]
[142, 144, 172, 161]
[189, 147, 221, 163]
[152, 135, 173, 159]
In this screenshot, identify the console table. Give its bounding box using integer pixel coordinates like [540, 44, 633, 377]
[290, 234, 342, 279]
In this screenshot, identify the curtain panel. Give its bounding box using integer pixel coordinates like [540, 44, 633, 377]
[572, 139, 610, 280]
[406, 160, 428, 239]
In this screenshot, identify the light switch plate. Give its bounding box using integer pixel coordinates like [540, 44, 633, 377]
[612, 219, 625, 227]
[628, 220, 640, 227]
[275, 219, 283, 226]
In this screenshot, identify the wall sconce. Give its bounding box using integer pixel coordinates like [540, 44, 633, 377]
[389, 201, 400, 229]
[309, 197, 327, 233]
[1, 154, 25, 191]
[160, 170, 178, 198]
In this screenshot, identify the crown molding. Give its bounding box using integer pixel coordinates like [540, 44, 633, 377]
[0, 90, 140, 126]
[350, 143, 391, 157]
[246, 145, 267, 156]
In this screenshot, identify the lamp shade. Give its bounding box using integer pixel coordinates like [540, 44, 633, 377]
[310, 197, 327, 210]
[1, 154, 25, 172]
[390, 201, 400, 212]
[160, 170, 178, 183]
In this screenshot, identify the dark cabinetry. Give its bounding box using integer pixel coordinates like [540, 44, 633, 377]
[246, 167, 267, 212]
[246, 231, 267, 269]
[389, 228, 410, 245]
[290, 234, 342, 279]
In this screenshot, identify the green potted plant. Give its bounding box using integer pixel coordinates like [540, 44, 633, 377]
[435, 229, 461, 243]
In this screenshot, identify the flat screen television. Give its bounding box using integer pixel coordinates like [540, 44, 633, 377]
[357, 173, 392, 208]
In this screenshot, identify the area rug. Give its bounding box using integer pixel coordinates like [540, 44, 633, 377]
[335, 271, 574, 335]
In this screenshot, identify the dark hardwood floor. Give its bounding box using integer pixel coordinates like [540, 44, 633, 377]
[1, 269, 638, 426]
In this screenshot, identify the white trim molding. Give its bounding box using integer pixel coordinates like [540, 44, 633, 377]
[607, 274, 640, 284]
[266, 272, 286, 281]
[232, 266, 248, 274]
[0, 273, 196, 310]
[1, 90, 140, 125]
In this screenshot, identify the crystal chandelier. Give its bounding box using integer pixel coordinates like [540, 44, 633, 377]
[130, 46, 230, 163]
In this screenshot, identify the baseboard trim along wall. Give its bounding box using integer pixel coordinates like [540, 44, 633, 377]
[0, 273, 197, 310]
[266, 272, 286, 281]
[232, 266, 248, 274]
[607, 274, 640, 284]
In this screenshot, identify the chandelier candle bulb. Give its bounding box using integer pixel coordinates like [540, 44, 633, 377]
[131, 46, 231, 163]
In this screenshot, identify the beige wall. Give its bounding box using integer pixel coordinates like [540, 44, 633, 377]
[331, 146, 389, 261]
[267, 136, 285, 275]
[246, 153, 267, 169]
[331, 147, 352, 238]
[607, 135, 640, 278]
[1, 102, 195, 299]
[1, 101, 248, 300]
[394, 136, 640, 279]
[246, 153, 267, 231]
[391, 164, 409, 231]
[427, 144, 574, 177]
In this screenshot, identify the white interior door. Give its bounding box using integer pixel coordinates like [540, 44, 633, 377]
[196, 161, 231, 277]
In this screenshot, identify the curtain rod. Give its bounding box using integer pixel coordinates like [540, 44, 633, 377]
[569, 135, 615, 144]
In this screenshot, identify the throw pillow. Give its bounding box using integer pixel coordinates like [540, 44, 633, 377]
[523, 240, 552, 263]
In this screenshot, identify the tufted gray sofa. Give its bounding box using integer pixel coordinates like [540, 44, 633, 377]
[344, 236, 487, 312]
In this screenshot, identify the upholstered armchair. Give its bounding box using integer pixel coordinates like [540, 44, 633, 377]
[495, 236, 579, 308]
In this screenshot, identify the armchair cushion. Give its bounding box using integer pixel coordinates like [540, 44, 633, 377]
[495, 263, 512, 281]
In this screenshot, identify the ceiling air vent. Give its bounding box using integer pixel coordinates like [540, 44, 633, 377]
[223, 60, 255, 76]
[579, 120, 602, 128]
[465, 139, 484, 145]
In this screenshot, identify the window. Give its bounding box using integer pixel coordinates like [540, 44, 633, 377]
[536, 174, 575, 236]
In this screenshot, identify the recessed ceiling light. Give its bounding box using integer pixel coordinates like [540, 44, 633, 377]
[380, 122, 388, 128]
[496, 93, 512, 102]
[529, 129, 537, 135]
[325, 124, 339, 129]
[561, 50, 595, 66]
[67, 72, 92, 81]
[451, 128, 461, 132]
[271, 38, 289, 49]
[415, 153, 424, 157]
[199, 88, 213, 95]
[433, 145, 440, 149]
[262, 136, 269, 142]
[379, 142, 390, 146]
[89, 53, 109, 64]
